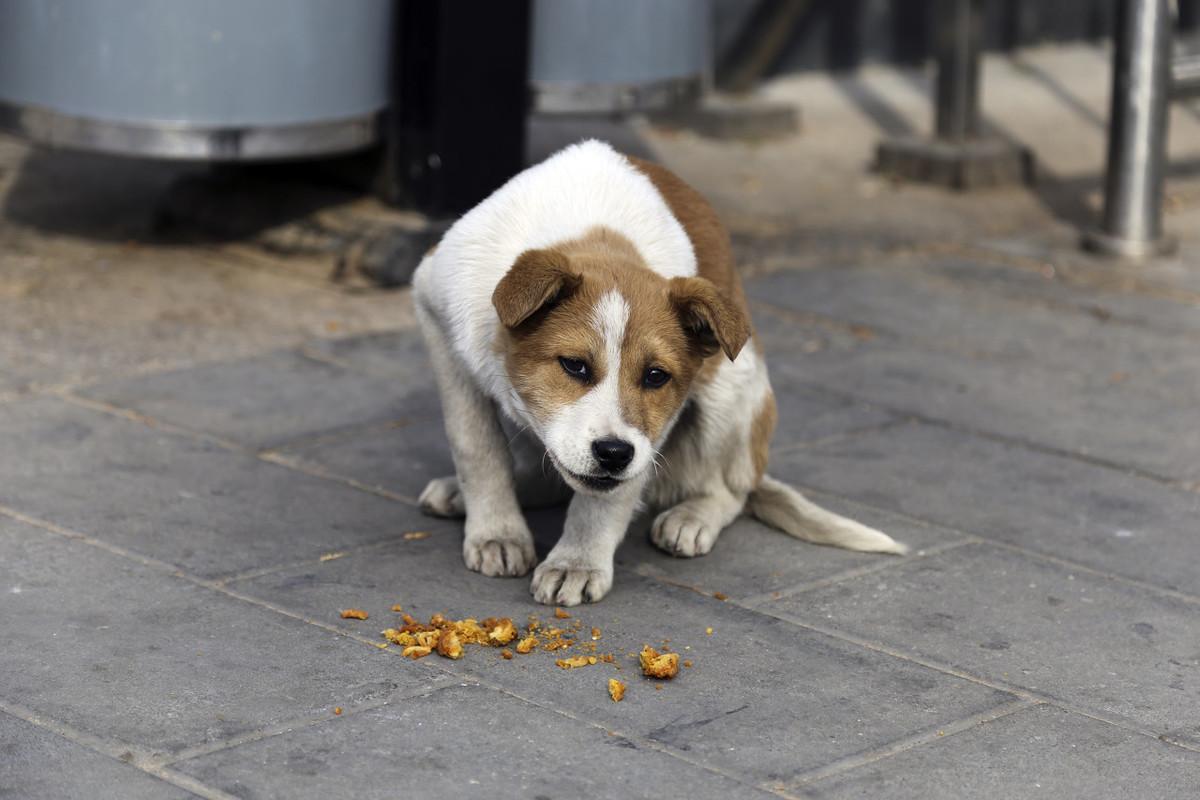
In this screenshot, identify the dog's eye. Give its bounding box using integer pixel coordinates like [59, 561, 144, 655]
[558, 356, 590, 381]
[643, 367, 671, 388]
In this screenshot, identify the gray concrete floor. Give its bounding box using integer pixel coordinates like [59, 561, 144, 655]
[2, 47, 1199, 799]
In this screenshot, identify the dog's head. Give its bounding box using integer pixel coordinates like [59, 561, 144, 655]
[492, 229, 749, 495]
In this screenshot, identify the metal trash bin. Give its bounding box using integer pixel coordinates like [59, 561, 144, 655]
[530, 0, 711, 114]
[0, 0, 392, 160]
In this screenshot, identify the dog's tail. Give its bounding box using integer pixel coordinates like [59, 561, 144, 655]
[746, 474, 908, 555]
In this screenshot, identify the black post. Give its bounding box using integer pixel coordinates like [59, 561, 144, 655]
[382, 1, 531, 216]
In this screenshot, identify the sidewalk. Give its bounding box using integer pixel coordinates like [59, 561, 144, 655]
[2, 46, 1199, 798]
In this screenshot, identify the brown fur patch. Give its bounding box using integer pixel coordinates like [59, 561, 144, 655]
[626, 156, 756, 384]
[750, 390, 777, 483]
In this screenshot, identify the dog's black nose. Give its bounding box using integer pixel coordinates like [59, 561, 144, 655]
[592, 438, 634, 473]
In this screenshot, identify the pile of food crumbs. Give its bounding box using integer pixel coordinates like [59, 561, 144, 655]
[340, 604, 691, 702]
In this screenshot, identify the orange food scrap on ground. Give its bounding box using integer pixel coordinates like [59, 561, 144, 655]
[381, 629, 416, 647]
[554, 607, 571, 619]
[333, 707, 343, 715]
[705, 627, 714, 636]
[683, 660, 693, 668]
[516, 636, 538, 654]
[415, 630, 441, 649]
[484, 617, 517, 645]
[591, 627, 602, 640]
[403, 531, 430, 540]
[340, 609, 369, 620]
[436, 630, 463, 660]
[713, 591, 729, 601]
[501, 650, 514, 660]
[608, 678, 626, 702]
[556, 656, 591, 669]
[402, 645, 432, 659]
[390, 604, 403, 613]
[639, 646, 680, 680]
[600, 654, 615, 663]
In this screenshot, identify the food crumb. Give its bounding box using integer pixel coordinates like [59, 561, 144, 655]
[485, 617, 518, 645]
[639, 646, 680, 679]
[554, 607, 571, 619]
[333, 707, 343, 715]
[390, 604, 403, 612]
[655, 685, 663, 691]
[403, 531, 430, 540]
[319, 552, 345, 562]
[516, 635, 538, 654]
[374, 642, 389, 650]
[402, 645, 432, 659]
[340, 609, 369, 620]
[436, 630, 463, 660]
[713, 591, 729, 601]
[501, 649, 514, 660]
[683, 660, 693, 668]
[608, 678, 626, 702]
[705, 627, 713, 635]
[591, 627, 602, 640]
[556, 656, 591, 669]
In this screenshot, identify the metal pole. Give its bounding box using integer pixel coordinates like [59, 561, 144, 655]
[1084, 0, 1176, 258]
[933, 0, 983, 142]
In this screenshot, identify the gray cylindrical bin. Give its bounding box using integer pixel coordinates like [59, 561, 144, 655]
[0, 0, 392, 160]
[530, 0, 711, 113]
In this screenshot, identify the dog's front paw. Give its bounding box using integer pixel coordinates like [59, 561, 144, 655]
[462, 519, 536, 577]
[530, 559, 613, 606]
[419, 476, 465, 518]
[651, 506, 720, 558]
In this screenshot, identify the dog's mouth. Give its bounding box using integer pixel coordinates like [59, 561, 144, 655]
[573, 473, 622, 492]
[548, 453, 623, 493]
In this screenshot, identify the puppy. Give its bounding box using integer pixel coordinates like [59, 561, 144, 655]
[412, 140, 905, 606]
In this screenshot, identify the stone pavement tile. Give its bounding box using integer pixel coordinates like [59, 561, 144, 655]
[0, 712, 198, 800]
[269, 386, 453, 502]
[0, 518, 445, 757]
[174, 683, 778, 800]
[770, 422, 1200, 596]
[617, 496, 961, 602]
[747, 263, 1200, 383]
[79, 348, 418, 450]
[763, 543, 1200, 745]
[0, 396, 442, 579]
[763, 368, 898, 446]
[748, 266, 1200, 480]
[797, 703, 1200, 800]
[302, 329, 430, 378]
[769, 338, 1199, 481]
[232, 534, 1016, 784]
[923, 257, 1200, 340]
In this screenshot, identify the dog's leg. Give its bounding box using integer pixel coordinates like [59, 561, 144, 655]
[530, 478, 645, 606]
[651, 484, 746, 557]
[415, 305, 536, 577]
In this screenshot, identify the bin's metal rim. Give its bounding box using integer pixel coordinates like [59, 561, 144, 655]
[531, 75, 703, 114]
[0, 100, 382, 161]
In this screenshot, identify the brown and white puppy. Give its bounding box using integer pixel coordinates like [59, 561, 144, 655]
[412, 140, 904, 606]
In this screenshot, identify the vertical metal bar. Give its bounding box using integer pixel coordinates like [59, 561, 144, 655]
[933, 0, 983, 142]
[1087, 0, 1175, 257]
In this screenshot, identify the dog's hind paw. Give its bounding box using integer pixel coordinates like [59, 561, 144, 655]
[530, 561, 613, 606]
[419, 476, 466, 518]
[651, 505, 720, 558]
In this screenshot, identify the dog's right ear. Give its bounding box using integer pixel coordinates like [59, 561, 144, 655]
[492, 249, 582, 329]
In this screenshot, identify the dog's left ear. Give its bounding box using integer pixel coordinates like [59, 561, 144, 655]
[669, 276, 751, 362]
[493, 249, 582, 329]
